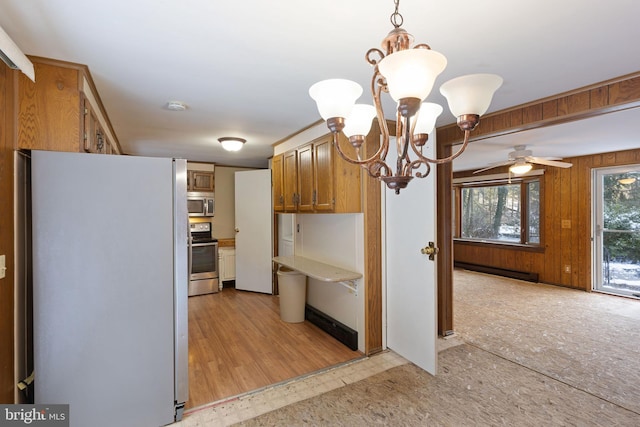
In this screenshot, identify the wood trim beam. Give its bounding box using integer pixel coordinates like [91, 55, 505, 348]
[437, 72, 640, 146]
[363, 121, 383, 355]
[436, 144, 454, 336]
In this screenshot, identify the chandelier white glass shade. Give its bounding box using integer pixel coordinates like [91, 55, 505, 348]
[509, 161, 533, 175]
[378, 49, 447, 102]
[308, 0, 503, 194]
[342, 104, 377, 142]
[218, 137, 246, 152]
[308, 79, 363, 121]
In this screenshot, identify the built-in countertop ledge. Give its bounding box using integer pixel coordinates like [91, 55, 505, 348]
[273, 256, 362, 296]
[217, 238, 235, 248]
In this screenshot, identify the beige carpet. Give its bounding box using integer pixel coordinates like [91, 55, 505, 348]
[236, 270, 640, 426]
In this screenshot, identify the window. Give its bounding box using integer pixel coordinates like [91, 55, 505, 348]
[455, 178, 541, 246]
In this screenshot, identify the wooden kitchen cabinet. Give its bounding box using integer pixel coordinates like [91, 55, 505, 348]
[312, 137, 335, 211]
[188, 170, 215, 192]
[296, 144, 314, 211]
[283, 150, 298, 211]
[83, 100, 114, 154]
[274, 133, 361, 213]
[272, 154, 284, 211]
[17, 56, 121, 154]
[219, 248, 236, 282]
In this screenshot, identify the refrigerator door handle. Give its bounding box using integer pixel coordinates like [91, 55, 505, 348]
[188, 235, 193, 276]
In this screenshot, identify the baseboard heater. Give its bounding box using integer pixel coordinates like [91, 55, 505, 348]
[305, 305, 358, 351]
[454, 261, 539, 282]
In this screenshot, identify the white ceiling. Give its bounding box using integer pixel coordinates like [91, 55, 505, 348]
[1, 0, 639, 170]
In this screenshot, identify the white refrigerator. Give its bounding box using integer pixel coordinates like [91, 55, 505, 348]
[31, 150, 189, 427]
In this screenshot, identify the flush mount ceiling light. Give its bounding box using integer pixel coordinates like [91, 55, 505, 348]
[309, 0, 503, 194]
[166, 101, 187, 111]
[218, 137, 246, 152]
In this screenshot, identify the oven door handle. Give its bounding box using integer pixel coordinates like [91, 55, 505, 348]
[191, 242, 217, 247]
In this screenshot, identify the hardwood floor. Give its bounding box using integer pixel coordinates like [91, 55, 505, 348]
[186, 288, 363, 410]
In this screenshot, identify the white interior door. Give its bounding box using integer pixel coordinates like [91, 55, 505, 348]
[384, 138, 438, 375]
[235, 169, 273, 293]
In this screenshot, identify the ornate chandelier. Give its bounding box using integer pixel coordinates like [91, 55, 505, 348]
[309, 0, 503, 194]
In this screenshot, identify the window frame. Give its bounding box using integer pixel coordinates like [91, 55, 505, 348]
[453, 176, 544, 250]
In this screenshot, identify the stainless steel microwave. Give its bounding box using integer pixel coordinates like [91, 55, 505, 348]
[187, 192, 214, 217]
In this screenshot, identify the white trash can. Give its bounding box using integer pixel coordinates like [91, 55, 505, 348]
[277, 266, 306, 323]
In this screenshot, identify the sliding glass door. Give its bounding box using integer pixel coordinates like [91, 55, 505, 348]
[593, 165, 640, 298]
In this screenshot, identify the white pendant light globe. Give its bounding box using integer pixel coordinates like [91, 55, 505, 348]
[378, 49, 447, 102]
[309, 79, 363, 120]
[342, 104, 377, 138]
[440, 73, 503, 118]
[413, 102, 443, 135]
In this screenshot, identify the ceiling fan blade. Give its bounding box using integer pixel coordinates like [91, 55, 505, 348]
[529, 157, 572, 168]
[473, 161, 514, 174]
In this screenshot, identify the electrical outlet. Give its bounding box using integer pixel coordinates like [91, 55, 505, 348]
[0, 255, 6, 279]
[564, 264, 571, 274]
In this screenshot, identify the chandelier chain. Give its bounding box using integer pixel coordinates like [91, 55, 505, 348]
[390, 0, 403, 28]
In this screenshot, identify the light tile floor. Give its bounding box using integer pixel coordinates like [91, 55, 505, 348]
[175, 350, 409, 426]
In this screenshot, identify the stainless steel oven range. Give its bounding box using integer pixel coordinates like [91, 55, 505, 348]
[188, 222, 219, 296]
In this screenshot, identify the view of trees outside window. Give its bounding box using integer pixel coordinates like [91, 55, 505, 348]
[602, 172, 640, 294]
[528, 181, 540, 244]
[459, 180, 540, 245]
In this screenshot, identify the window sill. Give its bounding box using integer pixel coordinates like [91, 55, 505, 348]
[453, 238, 545, 253]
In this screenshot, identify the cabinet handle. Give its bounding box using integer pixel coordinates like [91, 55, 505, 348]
[312, 190, 316, 205]
[279, 195, 284, 204]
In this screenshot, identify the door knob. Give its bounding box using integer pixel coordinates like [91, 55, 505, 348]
[235, 228, 239, 233]
[420, 241, 439, 261]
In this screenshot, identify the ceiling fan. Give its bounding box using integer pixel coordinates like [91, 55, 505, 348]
[473, 145, 573, 175]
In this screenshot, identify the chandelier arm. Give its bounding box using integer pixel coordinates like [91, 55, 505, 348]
[366, 159, 391, 179]
[408, 158, 431, 179]
[411, 129, 472, 165]
[366, 48, 385, 66]
[331, 131, 387, 167]
[372, 67, 390, 161]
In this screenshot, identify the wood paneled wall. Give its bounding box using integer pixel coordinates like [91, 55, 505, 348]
[454, 148, 640, 290]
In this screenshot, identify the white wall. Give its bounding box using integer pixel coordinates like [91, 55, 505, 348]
[294, 213, 365, 351]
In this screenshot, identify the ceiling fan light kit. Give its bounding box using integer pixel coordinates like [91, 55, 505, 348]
[509, 161, 533, 175]
[309, 0, 503, 194]
[474, 144, 573, 175]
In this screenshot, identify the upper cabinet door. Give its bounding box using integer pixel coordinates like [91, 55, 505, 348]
[313, 137, 334, 211]
[297, 144, 314, 212]
[189, 171, 215, 192]
[272, 154, 284, 212]
[283, 150, 298, 211]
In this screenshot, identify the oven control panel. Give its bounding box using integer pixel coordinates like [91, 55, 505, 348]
[190, 222, 211, 233]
